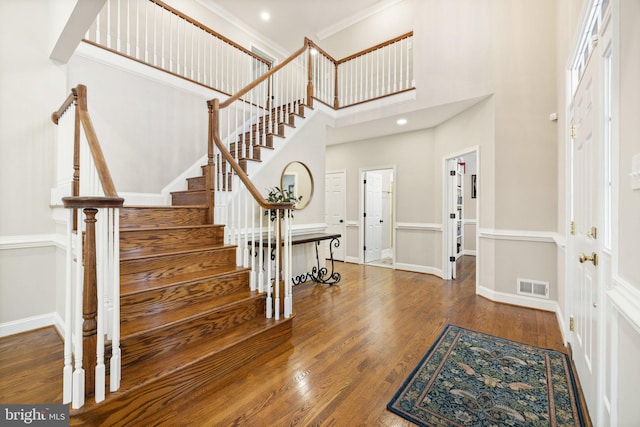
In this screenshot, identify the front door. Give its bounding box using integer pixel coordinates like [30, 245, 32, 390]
[570, 49, 601, 420]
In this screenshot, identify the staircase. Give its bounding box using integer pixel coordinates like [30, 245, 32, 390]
[216, 99, 308, 190]
[70, 175, 293, 425]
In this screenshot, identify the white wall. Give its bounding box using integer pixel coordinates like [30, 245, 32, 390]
[0, 0, 72, 329]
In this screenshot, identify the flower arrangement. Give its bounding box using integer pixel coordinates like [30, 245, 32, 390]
[264, 186, 302, 221]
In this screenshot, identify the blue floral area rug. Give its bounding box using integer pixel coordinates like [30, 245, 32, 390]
[387, 325, 585, 426]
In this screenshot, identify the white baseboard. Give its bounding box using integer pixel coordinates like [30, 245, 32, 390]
[394, 262, 443, 278]
[344, 256, 360, 264]
[477, 285, 558, 312]
[0, 312, 65, 338]
[555, 304, 568, 345]
[463, 249, 477, 256]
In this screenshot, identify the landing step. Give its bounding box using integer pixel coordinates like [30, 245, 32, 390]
[70, 316, 293, 426]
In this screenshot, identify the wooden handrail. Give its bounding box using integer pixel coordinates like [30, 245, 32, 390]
[218, 43, 309, 109]
[75, 85, 119, 198]
[207, 99, 292, 211]
[52, 91, 76, 125]
[336, 31, 413, 64]
[149, 0, 270, 65]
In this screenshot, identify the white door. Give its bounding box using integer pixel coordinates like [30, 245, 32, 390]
[325, 171, 346, 261]
[364, 172, 382, 263]
[570, 50, 601, 421]
[448, 159, 459, 279]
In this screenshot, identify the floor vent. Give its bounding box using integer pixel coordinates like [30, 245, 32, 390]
[517, 278, 549, 299]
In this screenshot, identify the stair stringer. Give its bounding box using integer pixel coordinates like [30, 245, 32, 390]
[162, 106, 318, 208]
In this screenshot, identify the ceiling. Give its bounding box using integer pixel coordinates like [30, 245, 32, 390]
[198, 0, 485, 145]
[199, 0, 396, 54]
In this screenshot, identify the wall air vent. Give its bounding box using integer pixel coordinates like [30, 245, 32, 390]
[517, 278, 549, 299]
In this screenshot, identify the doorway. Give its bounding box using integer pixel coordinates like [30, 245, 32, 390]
[325, 170, 346, 262]
[443, 149, 479, 281]
[360, 168, 395, 267]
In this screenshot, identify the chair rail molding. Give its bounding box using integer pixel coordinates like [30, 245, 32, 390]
[396, 222, 442, 232]
[0, 234, 65, 251]
[608, 274, 640, 335]
[478, 227, 559, 244]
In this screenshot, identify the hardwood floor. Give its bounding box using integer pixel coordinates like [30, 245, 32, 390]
[0, 257, 574, 426]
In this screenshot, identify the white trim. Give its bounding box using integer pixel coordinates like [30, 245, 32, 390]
[555, 304, 569, 346]
[463, 249, 477, 256]
[478, 228, 558, 243]
[0, 234, 65, 250]
[608, 275, 640, 335]
[396, 222, 442, 232]
[344, 256, 360, 264]
[462, 218, 477, 225]
[394, 262, 443, 279]
[346, 220, 359, 227]
[0, 312, 65, 338]
[553, 233, 566, 250]
[290, 223, 328, 235]
[316, 0, 405, 41]
[477, 286, 558, 312]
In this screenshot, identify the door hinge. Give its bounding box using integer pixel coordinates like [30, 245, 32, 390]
[570, 221, 575, 235]
[569, 316, 575, 332]
[449, 256, 456, 262]
[570, 125, 576, 139]
[450, 213, 456, 219]
[450, 170, 456, 176]
[364, 246, 366, 251]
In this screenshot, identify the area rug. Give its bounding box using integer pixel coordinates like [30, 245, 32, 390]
[387, 325, 585, 426]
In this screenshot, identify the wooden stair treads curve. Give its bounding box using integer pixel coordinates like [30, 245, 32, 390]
[216, 100, 309, 177]
[70, 164, 293, 425]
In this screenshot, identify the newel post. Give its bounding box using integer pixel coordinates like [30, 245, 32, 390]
[306, 39, 314, 108]
[206, 99, 218, 223]
[81, 208, 99, 397]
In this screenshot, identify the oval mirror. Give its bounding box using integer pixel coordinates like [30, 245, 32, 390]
[281, 161, 314, 210]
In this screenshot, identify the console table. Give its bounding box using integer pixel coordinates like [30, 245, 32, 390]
[249, 233, 341, 285]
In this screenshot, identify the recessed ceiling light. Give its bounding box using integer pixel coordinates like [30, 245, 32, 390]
[260, 11, 270, 21]
[397, 118, 407, 125]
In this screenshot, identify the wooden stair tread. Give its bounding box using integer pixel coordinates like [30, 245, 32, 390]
[120, 289, 260, 337]
[121, 265, 248, 296]
[118, 316, 291, 391]
[121, 244, 236, 262]
[120, 224, 224, 232]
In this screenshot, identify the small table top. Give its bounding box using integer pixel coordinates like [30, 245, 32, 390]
[248, 232, 341, 247]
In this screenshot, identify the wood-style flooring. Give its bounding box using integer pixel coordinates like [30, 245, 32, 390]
[0, 257, 581, 426]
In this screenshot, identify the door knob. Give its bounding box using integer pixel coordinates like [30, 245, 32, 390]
[339, 219, 344, 223]
[579, 252, 598, 266]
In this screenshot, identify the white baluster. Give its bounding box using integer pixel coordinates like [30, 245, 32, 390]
[266, 210, 273, 318]
[110, 208, 121, 392]
[160, 6, 165, 69]
[126, 0, 130, 55]
[274, 210, 280, 320]
[243, 190, 249, 268]
[106, 0, 111, 48]
[63, 209, 73, 404]
[250, 199, 256, 290]
[284, 211, 292, 318]
[116, 0, 121, 52]
[95, 209, 106, 403]
[258, 205, 264, 292]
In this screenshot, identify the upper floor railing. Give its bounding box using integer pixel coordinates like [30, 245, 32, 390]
[84, 0, 271, 95]
[308, 32, 414, 109]
[84, 0, 414, 109]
